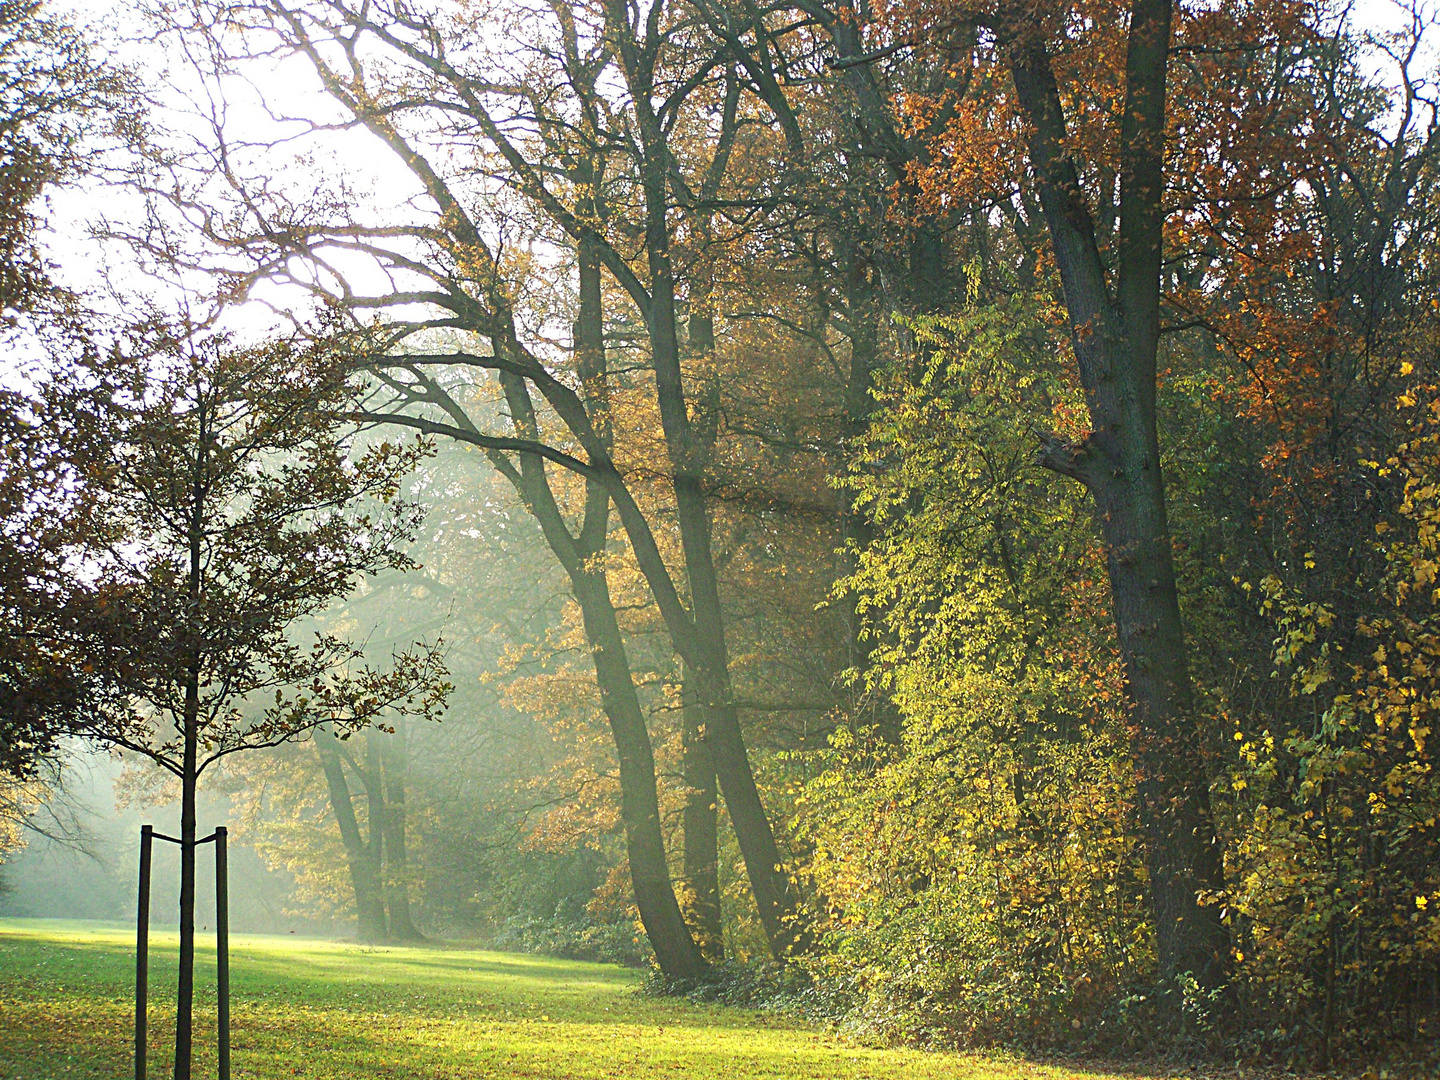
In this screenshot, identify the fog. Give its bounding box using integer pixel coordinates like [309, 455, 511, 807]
[1, 752, 319, 933]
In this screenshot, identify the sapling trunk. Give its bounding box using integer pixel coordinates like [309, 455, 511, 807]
[174, 685, 199, 1080]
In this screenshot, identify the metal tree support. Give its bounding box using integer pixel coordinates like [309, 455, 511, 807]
[134, 824, 231, 1080]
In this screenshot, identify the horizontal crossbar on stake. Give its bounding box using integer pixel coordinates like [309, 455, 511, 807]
[146, 830, 221, 846]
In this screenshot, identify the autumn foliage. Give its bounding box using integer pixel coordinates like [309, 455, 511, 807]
[9, 0, 1440, 1069]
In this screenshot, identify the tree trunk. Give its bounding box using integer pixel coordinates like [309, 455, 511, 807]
[656, 297, 806, 959]
[379, 721, 424, 942]
[492, 234, 708, 983]
[570, 566, 709, 981]
[681, 665, 722, 961]
[1005, 0, 1229, 985]
[176, 405, 207, 1080]
[173, 683, 198, 1080]
[692, 650, 805, 957]
[1089, 452, 1227, 983]
[361, 732, 388, 935]
[680, 249, 724, 964]
[625, 79, 807, 956]
[315, 724, 387, 943]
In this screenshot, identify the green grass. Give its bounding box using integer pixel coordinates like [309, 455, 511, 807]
[0, 918, 1161, 1080]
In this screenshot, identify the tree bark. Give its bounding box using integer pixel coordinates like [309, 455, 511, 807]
[173, 684, 198, 1080]
[491, 237, 708, 983]
[361, 732, 389, 935]
[278, 3, 749, 971]
[681, 234, 724, 963]
[1004, 0, 1228, 985]
[175, 398, 208, 1080]
[379, 720, 424, 941]
[315, 724, 388, 943]
[357, 234, 709, 977]
[681, 665, 722, 961]
[604, 14, 807, 956]
[664, 284, 806, 959]
[570, 565, 709, 981]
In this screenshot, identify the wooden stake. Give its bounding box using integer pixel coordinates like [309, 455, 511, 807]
[135, 824, 153, 1080]
[215, 826, 230, 1080]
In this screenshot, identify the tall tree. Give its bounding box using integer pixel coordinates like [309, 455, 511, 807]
[998, 0, 1228, 984]
[888, 0, 1325, 982]
[148, 0, 816, 963]
[315, 721, 389, 942]
[378, 719, 425, 940]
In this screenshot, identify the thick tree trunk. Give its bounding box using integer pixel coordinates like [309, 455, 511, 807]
[492, 235, 707, 983]
[1037, 324, 1229, 983]
[361, 733, 389, 935]
[680, 666, 722, 961]
[1086, 432, 1228, 984]
[570, 567, 709, 981]
[379, 722, 424, 942]
[628, 100, 807, 956]
[692, 649, 804, 957]
[657, 305, 806, 959]
[675, 440, 801, 959]
[1006, 0, 1229, 985]
[315, 725, 387, 943]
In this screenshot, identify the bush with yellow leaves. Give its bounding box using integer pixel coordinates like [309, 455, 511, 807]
[1227, 389, 1440, 1061]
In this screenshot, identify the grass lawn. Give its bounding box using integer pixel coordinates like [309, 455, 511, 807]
[0, 918, 1167, 1080]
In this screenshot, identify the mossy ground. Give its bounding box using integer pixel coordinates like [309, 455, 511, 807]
[0, 918, 1181, 1079]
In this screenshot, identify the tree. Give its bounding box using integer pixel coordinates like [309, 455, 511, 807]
[314, 722, 389, 941]
[0, 0, 134, 780]
[312, 720, 425, 942]
[43, 326, 449, 1080]
[139, 0, 824, 968]
[886, 0, 1304, 984]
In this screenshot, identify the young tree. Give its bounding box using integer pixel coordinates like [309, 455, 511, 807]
[45, 327, 449, 1080]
